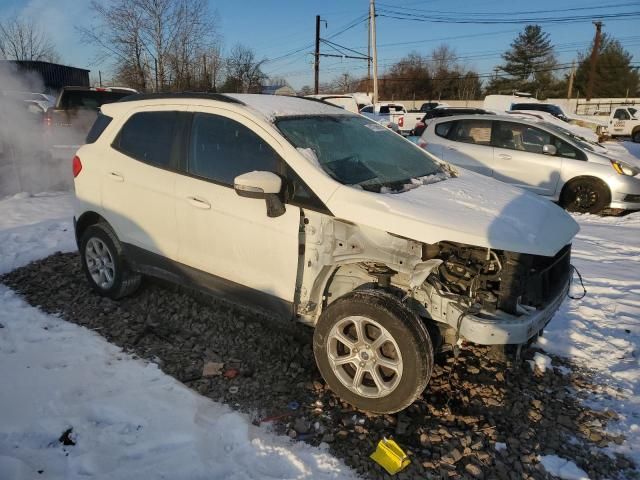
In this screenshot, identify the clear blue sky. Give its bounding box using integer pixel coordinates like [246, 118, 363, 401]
[2, 0, 639, 89]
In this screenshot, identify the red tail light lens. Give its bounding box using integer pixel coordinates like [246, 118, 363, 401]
[416, 121, 425, 129]
[398, 117, 404, 127]
[72, 155, 82, 177]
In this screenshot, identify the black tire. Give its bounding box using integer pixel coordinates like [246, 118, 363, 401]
[313, 289, 434, 414]
[79, 223, 141, 299]
[560, 177, 610, 214]
[633, 129, 640, 143]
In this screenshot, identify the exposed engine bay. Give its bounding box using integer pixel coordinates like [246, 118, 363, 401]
[420, 241, 572, 315]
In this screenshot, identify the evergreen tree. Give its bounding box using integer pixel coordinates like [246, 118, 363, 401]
[574, 34, 639, 98]
[485, 25, 558, 98]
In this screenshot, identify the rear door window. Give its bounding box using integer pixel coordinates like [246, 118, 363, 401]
[434, 121, 454, 138]
[448, 119, 492, 145]
[113, 111, 179, 168]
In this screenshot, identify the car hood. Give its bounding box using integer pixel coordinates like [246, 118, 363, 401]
[326, 169, 579, 257]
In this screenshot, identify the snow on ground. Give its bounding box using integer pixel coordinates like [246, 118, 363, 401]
[538, 455, 590, 480]
[1, 141, 640, 478]
[0, 194, 355, 479]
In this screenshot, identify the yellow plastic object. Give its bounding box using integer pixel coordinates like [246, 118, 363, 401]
[370, 438, 410, 475]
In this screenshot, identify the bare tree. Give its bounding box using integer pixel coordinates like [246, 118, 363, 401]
[0, 16, 59, 62]
[222, 44, 266, 93]
[82, 0, 219, 91]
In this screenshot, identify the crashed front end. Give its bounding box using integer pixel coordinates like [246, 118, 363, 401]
[416, 241, 572, 346]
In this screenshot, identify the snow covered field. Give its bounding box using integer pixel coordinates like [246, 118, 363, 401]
[0, 194, 354, 479]
[1, 141, 639, 479]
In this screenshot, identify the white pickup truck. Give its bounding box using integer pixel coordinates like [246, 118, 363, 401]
[360, 103, 415, 135]
[608, 106, 640, 142]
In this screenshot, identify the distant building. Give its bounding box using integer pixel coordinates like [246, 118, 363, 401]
[0, 60, 90, 93]
[261, 84, 296, 96]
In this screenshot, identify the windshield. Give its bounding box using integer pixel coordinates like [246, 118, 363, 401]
[541, 122, 598, 151]
[277, 115, 445, 192]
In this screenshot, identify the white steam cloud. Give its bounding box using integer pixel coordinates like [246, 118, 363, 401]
[0, 64, 73, 197]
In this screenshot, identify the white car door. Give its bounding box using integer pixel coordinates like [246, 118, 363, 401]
[436, 118, 494, 177]
[102, 107, 185, 259]
[490, 121, 562, 196]
[175, 109, 301, 305]
[610, 108, 630, 135]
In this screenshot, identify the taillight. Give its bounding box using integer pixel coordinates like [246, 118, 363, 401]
[398, 117, 404, 127]
[44, 112, 52, 127]
[416, 121, 425, 129]
[72, 155, 82, 177]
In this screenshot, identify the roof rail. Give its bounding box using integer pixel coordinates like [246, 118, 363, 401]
[117, 92, 245, 104]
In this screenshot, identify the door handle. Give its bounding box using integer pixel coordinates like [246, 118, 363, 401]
[498, 154, 512, 160]
[108, 171, 124, 182]
[186, 195, 211, 209]
[447, 146, 458, 151]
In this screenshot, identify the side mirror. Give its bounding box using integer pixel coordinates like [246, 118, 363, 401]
[542, 144, 557, 156]
[234, 170, 285, 218]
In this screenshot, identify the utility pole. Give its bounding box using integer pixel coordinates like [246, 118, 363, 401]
[567, 60, 576, 100]
[314, 15, 321, 94]
[367, 13, 371, 95]
[586, 21, 603, 101]
[98, 70, 102, 87]
[370, 0, 378, 103]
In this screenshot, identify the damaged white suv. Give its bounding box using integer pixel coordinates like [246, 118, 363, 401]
[73, 93, 579, 413]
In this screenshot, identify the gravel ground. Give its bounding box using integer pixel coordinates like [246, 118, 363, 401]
[2, 252, 636, 480]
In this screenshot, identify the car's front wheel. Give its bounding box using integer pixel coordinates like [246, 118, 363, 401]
[560, 177, 610, 214]
[79, 223, 141, 299]
[633, 129, 640, 143]
[313, 289, 434, 414]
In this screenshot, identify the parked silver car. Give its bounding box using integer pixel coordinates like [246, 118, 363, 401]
[419, 115, 640, 213]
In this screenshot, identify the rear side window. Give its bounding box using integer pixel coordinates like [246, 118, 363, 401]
[435, 121, 454, 138]
[188, 113, 280, 185]
[86, 112, 112, 143]
[448, 119, 492, 145]
[114, 111, 179, 168]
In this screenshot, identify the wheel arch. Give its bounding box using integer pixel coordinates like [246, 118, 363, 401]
[75, 211, 109, 246]
[559, 175, 612, 206]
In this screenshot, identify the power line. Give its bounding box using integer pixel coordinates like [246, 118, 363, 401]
[376, 7, 640, 25]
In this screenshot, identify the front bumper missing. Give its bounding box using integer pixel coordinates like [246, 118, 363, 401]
[428, 279, 570, 345]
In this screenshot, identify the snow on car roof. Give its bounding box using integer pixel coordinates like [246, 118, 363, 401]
[226, 94, 353, 121]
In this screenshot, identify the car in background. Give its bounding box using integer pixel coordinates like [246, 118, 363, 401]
[2, 90, 55, 112]
[419, 114, 640, 213]
[360, 103, 417, 135]
[305, 94, 359, 113]
[510, 102, 570, 122]
[412, 108, 492, 136]
[607, 106, 640, 142]
[44, 86, 136, 159]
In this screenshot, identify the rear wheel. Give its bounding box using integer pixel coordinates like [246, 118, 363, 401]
[313, 289, 433, 413]
[633, 129, 640, 143]
[79, 223, 141, 299]
[560, 178, 610, 214]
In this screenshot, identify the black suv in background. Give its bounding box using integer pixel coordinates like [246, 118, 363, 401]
[510, 103, 570, 122]
[44, 86, 136, 159]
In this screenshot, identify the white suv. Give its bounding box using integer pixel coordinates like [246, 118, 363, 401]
[73, 93, 579, 413]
